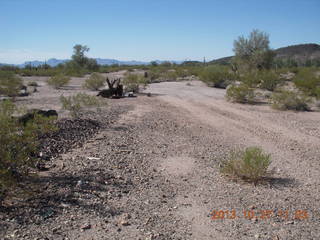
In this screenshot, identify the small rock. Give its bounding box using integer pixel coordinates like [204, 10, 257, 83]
[120, 220, 130, 226]
[285, 221, 294, 225]
[87, 157, 101, 160]
[81, 223, 91, 230]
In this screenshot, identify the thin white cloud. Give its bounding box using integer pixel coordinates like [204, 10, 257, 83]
[0, 49, 69, 64]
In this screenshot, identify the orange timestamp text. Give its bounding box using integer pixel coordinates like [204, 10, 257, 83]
[210, 209, 309, 220]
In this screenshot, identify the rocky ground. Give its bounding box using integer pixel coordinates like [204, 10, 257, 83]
[1, 75, 320, 240]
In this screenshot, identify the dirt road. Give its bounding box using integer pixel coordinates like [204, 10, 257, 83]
[1, 79, 320, 240]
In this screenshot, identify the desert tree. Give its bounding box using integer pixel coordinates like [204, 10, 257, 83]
[72, 44, 90, 67]
[70, 44, 99, 72]
[233, 29, 275, 71]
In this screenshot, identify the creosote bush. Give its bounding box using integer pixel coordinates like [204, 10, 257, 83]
[220, 147, 271, 184]
[47, 74, 70, 89]
[60, 93, 102, 118]
[271, 90, 311, 111]
[83, 72, 105, 90]
[123, 74, 148, 93]
[0, 71, 23, 97]
[0, 100, 56, 202]
[293, 68, 320, 99]
[257, 70, 281, 91]
[226, 84, 255, 104]
[199, 66, 236, 89]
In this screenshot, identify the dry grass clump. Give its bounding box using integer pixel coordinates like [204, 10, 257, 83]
[60, 93, 102, 118]
[220, 147, 271, 184]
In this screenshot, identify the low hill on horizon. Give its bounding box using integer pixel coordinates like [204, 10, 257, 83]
[210, 43, 320, 65]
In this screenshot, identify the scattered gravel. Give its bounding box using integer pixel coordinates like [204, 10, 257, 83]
[1, 76, 319, 240]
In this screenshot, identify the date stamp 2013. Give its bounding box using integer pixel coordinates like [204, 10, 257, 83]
[210, 209, 309, 220]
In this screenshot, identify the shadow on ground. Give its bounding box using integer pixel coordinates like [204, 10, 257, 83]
[0, 168, 132, 227]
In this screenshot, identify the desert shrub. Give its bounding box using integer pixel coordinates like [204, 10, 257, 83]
[175, 68, 189, 78]
[199, 66, 236, 88]
[220, 147, 271, 184]
[293, 68, 320, 99]
[0, 100, 56, 202]
[83, 72, 105, 90]
[27, 81, 38, 87]
[146, 68, 163, 83]
[271, 90, 311, 111]
[0, 71, 23, 97]
[226, 84, 255, 103]
[19, 68, 61, 77]
[47, 74, 70, 89]
[257, 70, 282, 91]
[60, 93, 102, 118]
[123, 74, 148, 92]
[163, 70, 178, 81]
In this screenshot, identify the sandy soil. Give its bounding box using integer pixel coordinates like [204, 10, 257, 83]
[1, 74, 320, 240]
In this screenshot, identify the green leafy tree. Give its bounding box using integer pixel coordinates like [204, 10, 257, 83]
[72, 44, 90, 67]
[69, 44, 99, 72]
[233, 29, 275, 71]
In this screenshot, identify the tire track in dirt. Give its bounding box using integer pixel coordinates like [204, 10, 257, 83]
[158, 95, 320, 185]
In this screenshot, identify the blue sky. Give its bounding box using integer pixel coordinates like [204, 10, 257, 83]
[0, 0, 319, 64]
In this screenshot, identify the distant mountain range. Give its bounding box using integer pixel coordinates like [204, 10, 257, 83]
[210, 43, 320, 65]
[1, 43, 319, 68]
[0, 58, 182, 68]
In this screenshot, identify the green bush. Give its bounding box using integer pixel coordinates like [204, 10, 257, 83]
[0, 101, 56, 203]
[226, 84, 255, 103]
[146, 68, 163, 83]
[47, 74, 70, 89]
[220, 147, 271, 184]
[257, 70, 282, 91]
[163, 70, 178, 81]
[175, 68, 189, 78]
[60, 93, 102, 118]
[123, 74, 148, 92]
[271, 90, 311, 111]
[199, 66, 236, 88]
[0, 71, 23, 97]
[293, 68, 320, 99]
[83, 72, 105, 90]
